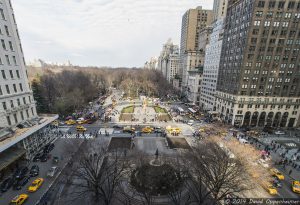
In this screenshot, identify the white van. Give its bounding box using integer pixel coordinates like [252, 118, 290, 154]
[239, 138, 249, 144]
[187, 120, 194, 126]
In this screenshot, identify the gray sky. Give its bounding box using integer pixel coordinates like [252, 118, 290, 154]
[13, 0, 213, 67]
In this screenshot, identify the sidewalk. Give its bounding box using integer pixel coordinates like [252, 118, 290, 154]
[247, 137, 300, 180]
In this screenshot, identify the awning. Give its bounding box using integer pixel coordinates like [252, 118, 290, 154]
[0, 146, 26, 172]
[188, 108, 196, 113]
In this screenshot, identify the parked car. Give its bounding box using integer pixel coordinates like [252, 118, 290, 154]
[14, 167, 29, 180]
[292, 180, 300, 193]
[29, 165, 39, 177]
[43, 143, 54, 153]
[41, 153, 49, 162]
[52, 156, 59, 164]
[33, 153, 43, 162]
[275, 131, 285, 135]
[13, 176, 30, 190]
[112, 125, 122, 129]
[47, 167, 58, 177]
[1, 177, 14, 192]
[10, 194, 28, 205]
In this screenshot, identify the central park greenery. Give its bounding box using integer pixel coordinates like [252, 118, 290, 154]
[29, 66, 176, 116]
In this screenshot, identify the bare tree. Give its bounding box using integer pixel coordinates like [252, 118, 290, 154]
[67, 140, 128, 205]
[184, 141, 251, 204]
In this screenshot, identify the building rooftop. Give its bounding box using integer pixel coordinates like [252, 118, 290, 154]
[0, 114, 58, 153]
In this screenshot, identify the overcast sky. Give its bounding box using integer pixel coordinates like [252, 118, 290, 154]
[13, 0, 213, 67]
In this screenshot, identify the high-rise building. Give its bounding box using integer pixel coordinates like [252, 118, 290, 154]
[179, 7, 213, 98]
[157, 39, 180, 82]
[213, 0, 228, 21]
[144, 57, 158, 70]
[200, 18, 224, 111]
[0, 0, 37, 128]
[0, 0, 58, 173]
[216, 0, 300, 128]
[180, 7, 213, 55]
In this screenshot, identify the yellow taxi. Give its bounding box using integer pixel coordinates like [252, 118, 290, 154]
[142, 127, 154, 133]
[270, 168, 285, 180]
[10, 194, 28, 205]
[262, 182, 278, 195]
[65, 119, 76, 125]
[77, 119, 87, 125]
[51, 120, 59, 126]
[292, 180, 300, 193]
[28, 178, 44, 192]
[76, 125, 87, 132]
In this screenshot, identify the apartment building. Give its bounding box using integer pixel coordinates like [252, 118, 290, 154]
[200, 19, 224, 111]
[179, 7, 213, 91]
[213, 0, 229, 21]
[216, 0, 300, 128]
[157, 39, 180, 82]
[0, 0, 58, 174]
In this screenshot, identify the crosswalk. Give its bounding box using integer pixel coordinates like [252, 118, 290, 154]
[60, 133, 94, 139]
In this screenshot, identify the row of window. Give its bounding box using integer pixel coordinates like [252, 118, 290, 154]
[0, 83, 23, 95]
[0, 54, 17, 66]
[2, 95, 32, 111]
[1, 69, 20, 79]
[257, 1, 299, 10]
[6, 108, 35, 126]
[238, 103, 299, 109]
[1, 38, 14, 51]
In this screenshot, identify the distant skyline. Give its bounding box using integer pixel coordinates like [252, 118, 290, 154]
[13, 0, 213, 67]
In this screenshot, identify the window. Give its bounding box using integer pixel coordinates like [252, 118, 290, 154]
[23, 97, 26, 104]
[248, 104, 253, 108]
[1, 39, 6, 50]
[264, 21, 270, 27]
[31, 108, 34, 116]
[2, 102, 7, 110]
[16, 70, 20, 78]
[13, 113, 17, 123]
[19, 83, 23, 92]
[7, 116, 11, 126]
[5, 55, 10, 65]
[288, 1, 295, 9]
[20, 111, 24, 120]
[8, 41, 13, 51]
[12, 56, 16, 65]
[9, 70, 13, 78]
[4, 25, 9, 36]
[254, 20, 261, 26]
[10, 100, 14, 108]
[282, 22, 289, 27]
[17, 98, 20, 106]
[238, 104, 244, 108]
[278, 1, 285, 9]
[273, 22, 280, 27]
[26, 109, 29, 118]
[258, 1, 265, 8]
[285, 13, 292, 18]
[0, 8, 5, 20]
[1, 70, 6, 79]
[269, 1, 276, 8]
[13, 84, 17, 93]
[0, 86, 2, 95]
